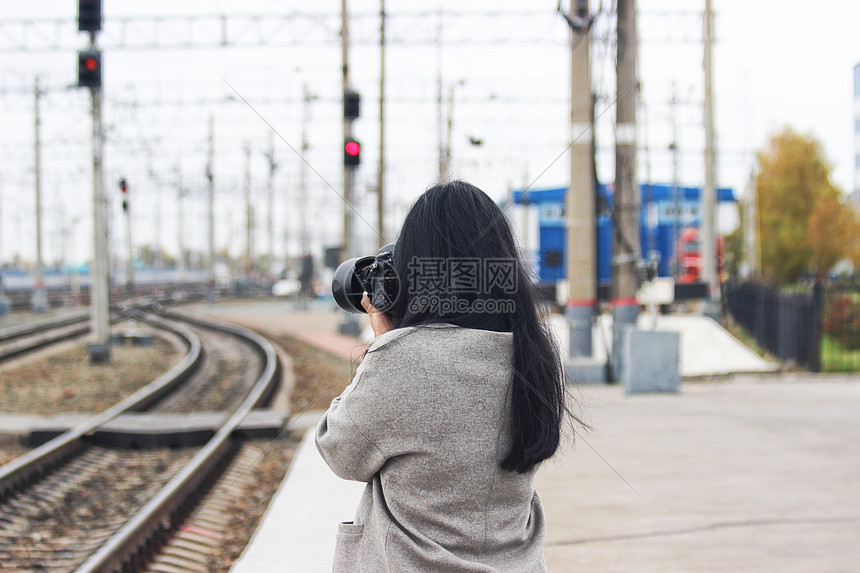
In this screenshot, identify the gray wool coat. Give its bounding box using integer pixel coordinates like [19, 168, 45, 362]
[315, 324, 548, 572]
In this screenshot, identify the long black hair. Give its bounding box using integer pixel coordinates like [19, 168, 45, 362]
[387, 180, 578, 473]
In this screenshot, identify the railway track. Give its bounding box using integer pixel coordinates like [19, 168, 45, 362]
[0, 306, 281, 572]
[0, 309, 94, 362]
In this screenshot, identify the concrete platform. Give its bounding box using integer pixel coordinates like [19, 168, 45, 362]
[550, 312, 778, 378]
[538, 378, 860, 572]
[6, 410, 288, 448]
[231, 377, 860, 573]
[206, 301, 855, 573]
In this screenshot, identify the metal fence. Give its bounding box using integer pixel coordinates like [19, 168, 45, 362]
[724, 280, 823, 371]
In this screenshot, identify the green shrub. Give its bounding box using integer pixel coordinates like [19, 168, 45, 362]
[823, 295, 860, 350]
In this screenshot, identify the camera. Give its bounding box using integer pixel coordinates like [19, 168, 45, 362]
[332, 243, 399, 314]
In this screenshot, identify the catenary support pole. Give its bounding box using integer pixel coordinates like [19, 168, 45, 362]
[90, 69, 111, 354]
[299, 84, 311, 254]
[32, 76, 47, 312]
[378, 0, 386, 247]
[701, 0, 719, 306]
[565, 0, 596, 361]
[612, 0, 641, 381]
[176, 163, 186, 282]
[267, 131, 276, 264]
[244, 141, 253, 277]
[670, 82, 680, 278]
[206, 114, 216, 303]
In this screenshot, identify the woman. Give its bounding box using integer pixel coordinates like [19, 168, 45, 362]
[316, 180, 579, 572]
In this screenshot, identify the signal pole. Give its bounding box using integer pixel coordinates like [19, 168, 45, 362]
[378, 0, 386, 247]
[612, 0, 641, 380]
[90, 62, 110, 350]
[121, 178, 133, 294]
[561, 0, 596, 366]
[32, 76, 48, 312]
[338, 0, 362, 336]
[342, 0, 355, 260]
[701, 0, 719, 307]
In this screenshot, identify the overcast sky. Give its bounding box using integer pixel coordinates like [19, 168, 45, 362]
[1, 0, 858, 268]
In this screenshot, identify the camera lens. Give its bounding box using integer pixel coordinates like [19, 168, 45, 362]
[332, 256, 376, 314]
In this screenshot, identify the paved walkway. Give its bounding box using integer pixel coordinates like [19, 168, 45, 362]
[209, 300, 860, 573]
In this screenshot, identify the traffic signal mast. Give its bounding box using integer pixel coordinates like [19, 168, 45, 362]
[77, 0, 110, 362]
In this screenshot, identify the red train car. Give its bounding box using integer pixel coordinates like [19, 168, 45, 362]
[674, 227, 724, 284]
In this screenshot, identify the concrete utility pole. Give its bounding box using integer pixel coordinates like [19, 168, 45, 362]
[378, 0, 386, 247]
[670, 81, 680, 277]
[562, 0, 596, 364]
[124, 180, 133, 294]
[701, 0, 719, 305]
[436, 9, 445, 181]
[266, 131, 276, 264]
[90, 71, 110, 350]
[206, 114, 216, 302]
[152, 163, 163, 286]
[32, 76, 48, 312]
[299, 84, 312, 254]
[342, 0, 355, 260]
[743, 169, 758, 277]
[244, 141, 253, 277]
[175, 164, 186, 281]
[612, 0, 641, 380]
[443, 82, 460, 179]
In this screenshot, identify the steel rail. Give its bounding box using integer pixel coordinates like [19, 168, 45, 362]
[74, 307, 281, 573]
[0, 313, 203, 501]
[0, 309, 90, 343]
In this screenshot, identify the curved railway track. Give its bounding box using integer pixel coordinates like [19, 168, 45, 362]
[0, 306, 281, 572]
[0, 309, 94, 363]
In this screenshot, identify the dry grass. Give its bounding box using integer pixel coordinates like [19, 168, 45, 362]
[0, 338, 181, 416]
[269, 333, 359, 413]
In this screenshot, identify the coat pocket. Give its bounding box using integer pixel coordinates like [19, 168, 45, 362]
[333, 521, 364, 572]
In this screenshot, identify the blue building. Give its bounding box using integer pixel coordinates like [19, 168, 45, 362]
[511, 184, 736, 285]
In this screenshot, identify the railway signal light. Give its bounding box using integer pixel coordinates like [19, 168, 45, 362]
[78, 0, 102, 33]
[344, 90, 360, 120]
[78, 50, 102, 88]
[344, 138, 361, 168]
[119, 177, 129, 212]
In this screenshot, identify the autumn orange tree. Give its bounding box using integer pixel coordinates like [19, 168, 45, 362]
[755, 127, 858, 283]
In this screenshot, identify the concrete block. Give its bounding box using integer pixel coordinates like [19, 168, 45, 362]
[87, 343, 111, 364]
[0, 297, 10, 317]
[565, 357, 607, 385]
[622, 328, 680, 394]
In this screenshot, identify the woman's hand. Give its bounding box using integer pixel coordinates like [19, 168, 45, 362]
[362, 292, 394, 337]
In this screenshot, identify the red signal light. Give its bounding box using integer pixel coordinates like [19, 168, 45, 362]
[85, 58, 98, 71]
[345, 141, 360, 156]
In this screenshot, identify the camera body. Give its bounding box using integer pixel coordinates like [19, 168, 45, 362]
[332, 243, 399, 314]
